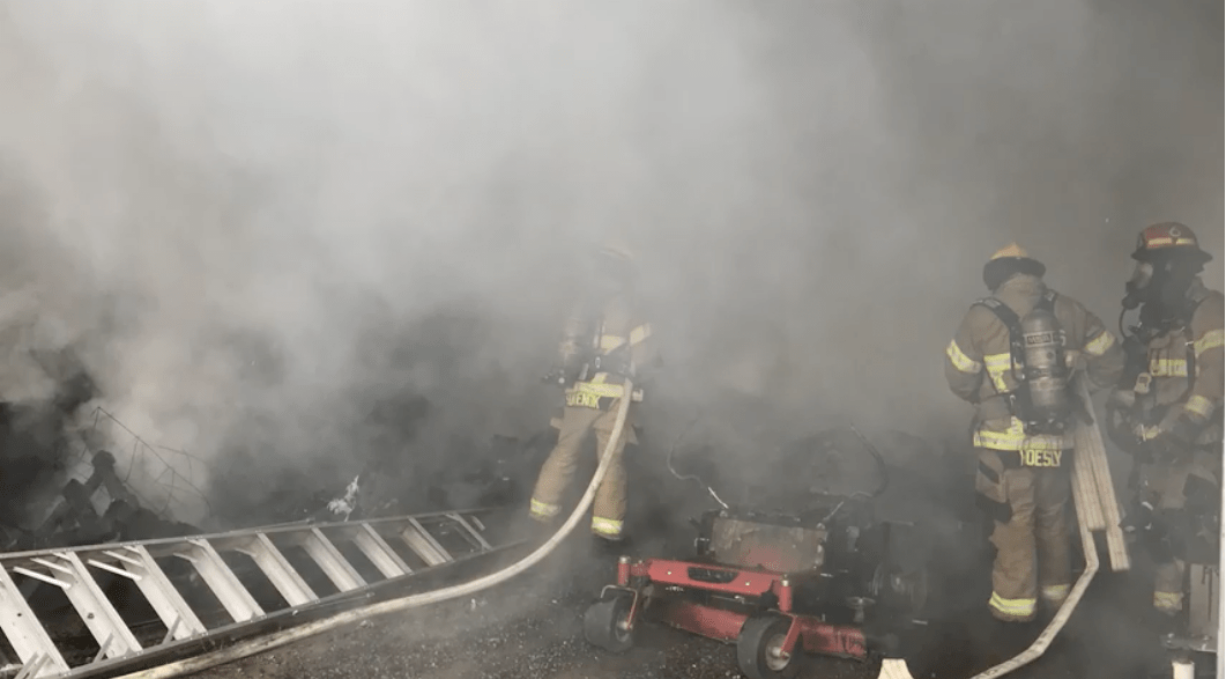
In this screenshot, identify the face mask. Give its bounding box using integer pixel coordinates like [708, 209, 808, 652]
[1122, 261, 1154, 310]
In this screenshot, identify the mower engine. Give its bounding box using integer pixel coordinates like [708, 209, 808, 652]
[695, 493, 929, 627]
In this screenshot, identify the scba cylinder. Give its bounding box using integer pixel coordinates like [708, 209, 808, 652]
[1020, 307, 1070, 425]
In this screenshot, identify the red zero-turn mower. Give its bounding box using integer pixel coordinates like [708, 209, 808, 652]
[582, 427, 936, 679]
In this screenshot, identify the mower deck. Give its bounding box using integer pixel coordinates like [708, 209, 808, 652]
[585, 555, 875, 679]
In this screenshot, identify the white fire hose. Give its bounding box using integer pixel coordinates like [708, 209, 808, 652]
[879, 484, 1101, 679]
[116, 380, 634, 679]
[879, 374, 1114, 679]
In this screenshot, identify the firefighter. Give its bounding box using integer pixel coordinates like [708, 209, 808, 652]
[527, 241, 658, 548]
[1106, 222, 1223, 620]
[945, 243, 1125, 623]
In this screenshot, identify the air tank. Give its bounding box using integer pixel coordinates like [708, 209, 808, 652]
[1020, 307, 1070, 426]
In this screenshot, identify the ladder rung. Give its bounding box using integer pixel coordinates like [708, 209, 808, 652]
[92, 634, 113, 664]
[294, 529, 365, 592]
[86, 558, 139, 581]
[0, 506, 508, 678]
[0, 566, 69, 676]
[120, 546, 207, 641]
[161, 617, 180, 645]
[52, 553, 142, 659]
[30, 559, 71, 576]
[350, 525, 412, 579]
[13, 652, 51, 679]
[215, 534, 317, 607]
[10, 568, 69, 590]
[103, 550, 142, 567]
[446, 513, 492, 551]
[400, 519, 451, 567]
[175, 540, 263, 624]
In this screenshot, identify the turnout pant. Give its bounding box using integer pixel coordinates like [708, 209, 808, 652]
[1137, 447, 1221, 615]
[975, 448, 1073, 622]
[529, 403, 632, 540]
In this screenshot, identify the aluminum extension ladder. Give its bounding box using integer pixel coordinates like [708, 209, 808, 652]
[0, 507, 512, 678]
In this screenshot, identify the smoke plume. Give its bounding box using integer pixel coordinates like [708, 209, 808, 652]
[0, 0, 1219, 529]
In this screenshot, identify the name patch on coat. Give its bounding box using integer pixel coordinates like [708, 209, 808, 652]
[1020, 449, 1063, 468]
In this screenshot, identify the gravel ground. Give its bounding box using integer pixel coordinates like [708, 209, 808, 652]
[190, 530, 1189, 679]
[194, 536, 876, 679]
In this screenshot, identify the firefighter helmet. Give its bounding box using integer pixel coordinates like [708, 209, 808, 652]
[1131, 222, 1213, 263]
[989, 242, 1030, 261]
[983, 242, 1046, 290]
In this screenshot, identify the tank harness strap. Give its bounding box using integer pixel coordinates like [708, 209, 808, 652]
[972, 292, 1064, 433]
[973, 291, 1058, 362]
[1176, 291, 1211, 405]
[972, 298, 1022, 396]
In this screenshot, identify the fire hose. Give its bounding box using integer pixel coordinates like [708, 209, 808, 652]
[964, 372, 1115, 679]
[879, 374, 1117, 679]
[116, 379, 634, 679]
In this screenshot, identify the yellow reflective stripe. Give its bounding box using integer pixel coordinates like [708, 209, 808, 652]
[599, 335, 627, 351]
[983, 352, 1013, 391]
[983, 353, 1012, 371]
[571, 382, 626, 398]
[1185, 394, 1216, 420]
[1041, 584, 1070, 602]
[1138, 425, 1162, 441]
[1194, 329, 1224, 358]
[591, 516, 624, 537]
[946, 340, 982, 374]
[1149, 358, 1188, 377]
[1146, 237, 1197, 248]
[1154, 591, 1183, 611]
[1083, 329, 1116, 357]
[530, 499, 561, 519]
[989, 592, 1036, 616]
[566, 381, 643, 408]
[973, 418, 1067, 452]
[973, 428, 1025, 450]
[629, 324, 652, 346]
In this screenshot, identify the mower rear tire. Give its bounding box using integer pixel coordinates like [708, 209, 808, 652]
[583, 593, 635, 653]
[737, 613, 802, 679]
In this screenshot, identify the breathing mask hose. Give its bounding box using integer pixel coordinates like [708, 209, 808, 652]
[117, 381, 635, 679]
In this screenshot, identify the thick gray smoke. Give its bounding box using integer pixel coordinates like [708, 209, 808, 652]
[0, 0, 1220, 526]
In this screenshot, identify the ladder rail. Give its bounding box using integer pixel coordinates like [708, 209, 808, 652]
[45, 535, 521, 679]
[0, 506, 512, 679]
[0, 506, 505, 563]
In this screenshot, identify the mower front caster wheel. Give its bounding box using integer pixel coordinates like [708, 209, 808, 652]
[737, 614, 802, 679]
[583, 594, 635, 653]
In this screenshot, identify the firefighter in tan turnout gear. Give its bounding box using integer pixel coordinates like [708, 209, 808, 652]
[945, 243, 1125, 623]
[528, 242, 658, 546]
[1106, 222, 1223, 620]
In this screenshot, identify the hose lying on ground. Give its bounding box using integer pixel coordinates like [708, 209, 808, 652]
[116, 380, 634, 679]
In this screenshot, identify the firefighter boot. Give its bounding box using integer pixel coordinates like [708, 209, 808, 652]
[591, 532, 632, 560]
